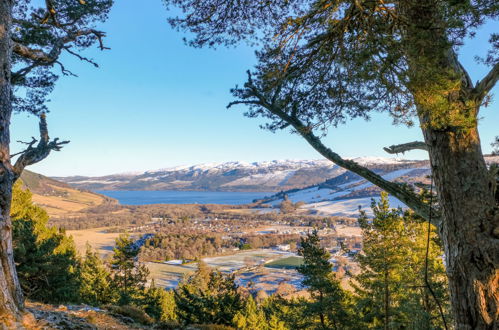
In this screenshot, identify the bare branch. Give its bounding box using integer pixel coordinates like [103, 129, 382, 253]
[64, 46, 98, 67]
[473, 62, 499, 104]
[383, 141, 428, 154]
[55, 61, 78, 77]
[12, 114, 69, 178]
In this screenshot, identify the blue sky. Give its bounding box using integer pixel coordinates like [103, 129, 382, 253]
[11, 0, 499, 176]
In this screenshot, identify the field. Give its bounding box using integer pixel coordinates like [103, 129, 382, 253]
[67, 227, 128, 258]
[31, 184, 107, 216]
[147, 262, 197, 288]
[146, 249, 298, 289]
[265, 256, 304, 269]
[19, 169, 114, 219]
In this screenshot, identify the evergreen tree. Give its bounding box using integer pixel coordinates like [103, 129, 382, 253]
[110, 233, 149, 305]
[80, 243, 117, 306]
[267, 314, 288, 330]
[297, 230, 352, 329]
[175, 262, 243, 326]
[11, 181, 80, 304]
[353, 193, 449, 329]
[261, 296, 305, 330]
[141, 280, 177, 322]
[233, 295, 267, 330]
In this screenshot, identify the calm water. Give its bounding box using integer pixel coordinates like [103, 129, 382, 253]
[96, 190, 274, 205]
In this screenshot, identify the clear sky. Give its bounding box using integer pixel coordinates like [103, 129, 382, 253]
[11, 0, 499, 177]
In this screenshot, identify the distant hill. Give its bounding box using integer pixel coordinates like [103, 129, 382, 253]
[54, 157, 426, 192]
[20, 170, 116, 218]
[260, 155, 499, 217]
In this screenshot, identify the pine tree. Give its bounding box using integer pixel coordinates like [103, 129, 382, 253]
[267, 314, 288, 330]
[233, 295, 267, 330]
[353, 193, 449, 329]
[175, 262, 243, 326]
[297, 229, 352, 329]
[261, 296, 306, 330]
[163, 2, 499, 326]
[141, 280, 176, 322]
[11, 181, 80, 304]
[110, 233, 150, 306]
[80, 243, 117, 306]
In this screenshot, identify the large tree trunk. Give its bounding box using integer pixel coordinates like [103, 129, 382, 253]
[423, 124, 499, 329]
[0, 0, 25, 325]
[400, 0, 499, 327]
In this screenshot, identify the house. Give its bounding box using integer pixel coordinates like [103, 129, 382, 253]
[276, 244, 291, 251]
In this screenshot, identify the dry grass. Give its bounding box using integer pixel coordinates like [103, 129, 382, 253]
[67, 227, 124, 258]
[147, 262, 196, 288]
[335, 225, 362, 237]
[31, 184, 106, 217]
[106, 305, 153, 325]
[25, 301, 148, 329]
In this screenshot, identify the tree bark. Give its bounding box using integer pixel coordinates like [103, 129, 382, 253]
[422, 124, 499, 329]
[398, 0, 499, 327]
[0, 0, 25, 324]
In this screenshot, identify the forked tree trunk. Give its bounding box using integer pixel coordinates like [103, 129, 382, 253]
[422, 123, 499, 329]
[0, 0, 25, 324]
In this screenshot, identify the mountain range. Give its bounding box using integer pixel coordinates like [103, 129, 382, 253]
[54, 157, 429, 192]
[53, 155, 499, 217]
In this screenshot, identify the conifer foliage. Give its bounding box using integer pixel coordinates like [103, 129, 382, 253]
[11, 181, 80, 304]
[175, 261, 243, 326]
[297, 229, 353, 329]
[233, 295, 267, 330]
[353, 193, 450, 329]
[141, 280, 177, 323]
[79, 244, 116, 306]
[110, 233, 150, 306]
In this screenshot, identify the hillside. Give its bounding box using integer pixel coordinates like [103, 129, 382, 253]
[55, 157, 424, 192]
[20, 170, 117, 218]
[262, 155, 499, 217]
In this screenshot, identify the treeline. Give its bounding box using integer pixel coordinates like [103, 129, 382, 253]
[139, 234, 231, 262]
[13, 183, 450, 328]
[139, 233, 301, 262]
[51, 205, 150, 230]
[50, 200, 352, 231]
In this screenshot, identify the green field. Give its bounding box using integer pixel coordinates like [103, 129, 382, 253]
[265, 256, 304, 269]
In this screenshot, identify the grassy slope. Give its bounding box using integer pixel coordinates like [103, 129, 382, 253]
[20, 170, 114, 217]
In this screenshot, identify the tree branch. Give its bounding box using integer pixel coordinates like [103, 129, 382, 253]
[12, 114, 69, 179]
[383, 141, 428, 154]
[12, 29, 107, 83]
[233, 72, 439, 225]
[472, 62, 499, 104]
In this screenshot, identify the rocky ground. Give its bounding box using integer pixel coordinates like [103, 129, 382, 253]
[24, 302, 147, 329]
[17, 302, 230, 330]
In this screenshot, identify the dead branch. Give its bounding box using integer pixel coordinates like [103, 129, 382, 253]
[12, 114, 69, 179]
[383, 141, 428, 154]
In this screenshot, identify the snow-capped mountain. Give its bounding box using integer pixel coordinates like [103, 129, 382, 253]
[54, 156, 498, 217]
[260, 155, 499, 217]
[55, 157, 426, 192]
